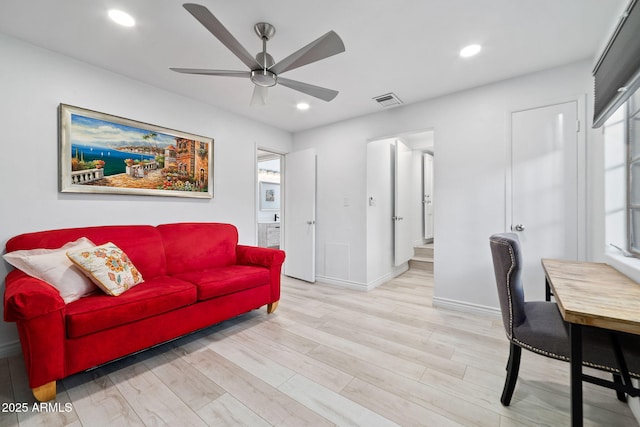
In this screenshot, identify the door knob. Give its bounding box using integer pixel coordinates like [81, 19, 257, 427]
[512, 224, 525, 232]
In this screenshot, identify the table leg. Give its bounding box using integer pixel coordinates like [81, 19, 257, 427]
[545, 277, 551, 301]
[570, 323, 583, 427]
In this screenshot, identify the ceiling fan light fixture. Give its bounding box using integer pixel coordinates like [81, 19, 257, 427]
[108, 9, 135, 27]
[174, 4, 345, 104]
[459, 44, 482, 58]
[251, 69, 277, 87]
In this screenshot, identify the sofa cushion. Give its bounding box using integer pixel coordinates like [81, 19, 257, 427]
[157, 223, 238, 275]
[173, 265, 270, 301]
[65, 276, 196, 338]
[5, 225, 168, 279]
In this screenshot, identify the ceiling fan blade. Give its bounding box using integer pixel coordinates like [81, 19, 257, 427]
[183, 3, 261, 70]
[170, 68, 251, 77]
[250, 86, 268, 106]
[270, 31, 345, 75]
[278, 77, 339, 102]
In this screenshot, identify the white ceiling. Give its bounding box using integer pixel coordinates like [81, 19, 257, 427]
[0, 0, 628, 133]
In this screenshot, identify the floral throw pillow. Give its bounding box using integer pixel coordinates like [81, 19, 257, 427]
[67, 242, 143, 296]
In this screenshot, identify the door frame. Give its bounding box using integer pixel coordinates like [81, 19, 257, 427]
[365, 128, 435, 281]
[504, 94, 587, 261]
[423, 152, 434, 241]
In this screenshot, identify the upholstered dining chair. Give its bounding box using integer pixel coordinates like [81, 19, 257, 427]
[489, 233, 640, 406]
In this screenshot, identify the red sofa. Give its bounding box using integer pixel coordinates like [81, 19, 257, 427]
[3, 222, 285, 401]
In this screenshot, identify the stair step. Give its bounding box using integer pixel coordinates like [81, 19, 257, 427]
[408, 256, 433, 272]
[410, 242, 434, 271]
[414, 245, 434, 258]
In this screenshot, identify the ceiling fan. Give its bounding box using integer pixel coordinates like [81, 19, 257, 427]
[170, 3, 346, 105]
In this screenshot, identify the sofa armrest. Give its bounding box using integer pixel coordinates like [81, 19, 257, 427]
[237, 245, 285, 305]
[4, 270, 65, 322]
[236, 245, 285, 268]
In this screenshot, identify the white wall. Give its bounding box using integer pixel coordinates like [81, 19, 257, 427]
[365, 139, 394, 285]
[0, 34, 292, 355]
[293, 59, 604, 312]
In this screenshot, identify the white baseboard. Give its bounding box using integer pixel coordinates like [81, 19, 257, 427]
[0, 339, 21, 358]
[432, 296, 501, 318]
[315, 263, 409, 292]
[365, 264, 409, 290]
[315, 275, 369, 291]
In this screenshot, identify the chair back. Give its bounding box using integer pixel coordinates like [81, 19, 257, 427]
[489, 233, 526, 339]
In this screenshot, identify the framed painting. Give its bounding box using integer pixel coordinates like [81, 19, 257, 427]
[259, 182, 280, 211]
[59, 104, 213, 198]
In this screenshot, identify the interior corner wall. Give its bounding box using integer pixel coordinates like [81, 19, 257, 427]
[366, 139, 394, 284]
[292, 59, 605, 311]
[0, 34, 292, 355]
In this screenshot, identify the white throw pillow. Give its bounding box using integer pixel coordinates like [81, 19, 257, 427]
[3, 237, 98, 303]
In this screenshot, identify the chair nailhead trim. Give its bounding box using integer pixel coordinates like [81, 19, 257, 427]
[493, 237, 640, 378]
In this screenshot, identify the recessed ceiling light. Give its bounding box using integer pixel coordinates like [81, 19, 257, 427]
[108, 9, 135, 27]
[459, 44, 482, 58]
[296, 102, 310, 111]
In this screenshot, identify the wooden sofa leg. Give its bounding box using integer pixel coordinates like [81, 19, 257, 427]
[267, 301, 279, 314]
[32, 381, 56, 402]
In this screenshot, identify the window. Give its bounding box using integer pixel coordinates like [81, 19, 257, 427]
[628, 89, 640, 254]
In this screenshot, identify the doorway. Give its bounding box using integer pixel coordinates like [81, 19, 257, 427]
[256, 150, 282, 249]
[365, 129, 435, 284]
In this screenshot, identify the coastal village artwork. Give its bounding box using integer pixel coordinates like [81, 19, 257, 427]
[59, 104, 213, 198]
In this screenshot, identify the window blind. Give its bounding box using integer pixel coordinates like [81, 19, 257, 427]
[593, 0, 640, 128]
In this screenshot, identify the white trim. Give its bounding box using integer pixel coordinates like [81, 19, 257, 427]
[432, 296, 501, 318]
[315, 275, 369, 291]
[366, 263, 409, 290]
[316, 263, 408, 292]
[0, 339, 21, 358]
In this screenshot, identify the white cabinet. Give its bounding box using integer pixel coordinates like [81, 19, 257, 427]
[258, 223, 280, 248]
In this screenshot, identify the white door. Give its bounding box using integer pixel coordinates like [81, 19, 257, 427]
[511, 101, 580, 300]
[423, 153, 434, 240]
[394, 140, 413, 266]
[284, 148, 316, 282]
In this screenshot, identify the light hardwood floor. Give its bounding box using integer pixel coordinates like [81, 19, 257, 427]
[0, 270, 637, 426]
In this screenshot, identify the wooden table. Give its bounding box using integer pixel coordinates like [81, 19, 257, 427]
[541, 258, 640, 427]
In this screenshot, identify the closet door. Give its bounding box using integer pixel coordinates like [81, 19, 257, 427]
[510, 100, 582, 300]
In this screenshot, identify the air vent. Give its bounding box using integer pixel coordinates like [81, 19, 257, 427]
[373, 92, 403, 108]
